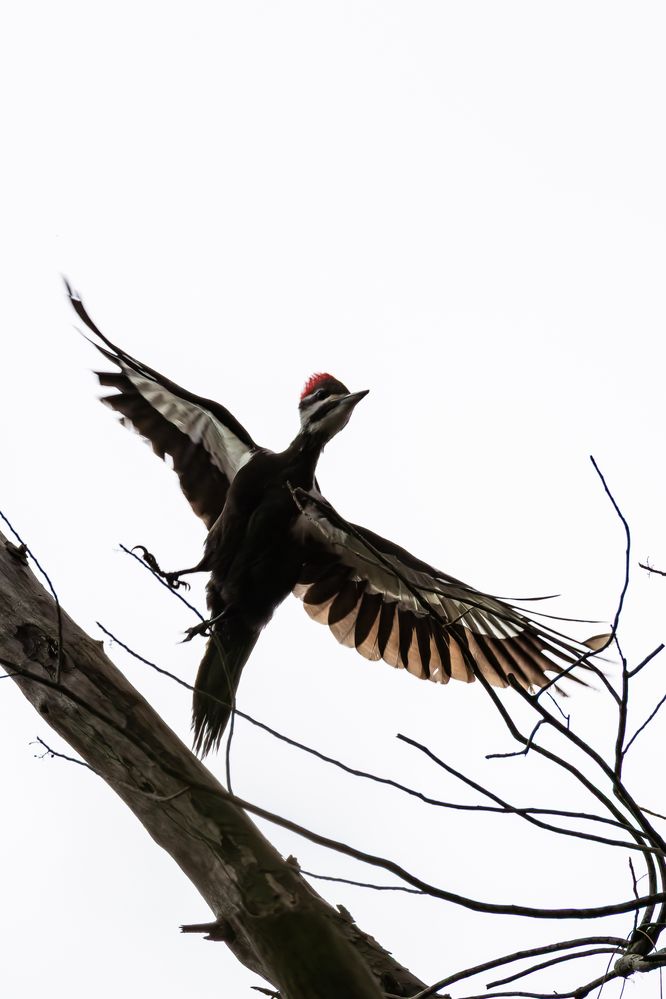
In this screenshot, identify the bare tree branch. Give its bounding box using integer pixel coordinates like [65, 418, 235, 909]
[0, 528, 425, 999]
[397, 733, 663, 857]
[405, 938, 629, 999]
[639, 560, 666, 578]
[624, 691, 666, 755]
[486, 946, 620, 988]
[98, 622, 643, 839]
[627, 643, 665, 679]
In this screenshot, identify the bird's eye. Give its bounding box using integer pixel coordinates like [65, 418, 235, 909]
[313, 389, 326, 401]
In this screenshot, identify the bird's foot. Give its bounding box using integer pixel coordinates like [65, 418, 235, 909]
[182, 608, 230, 643]
[132, 546, 191, 591]
[182, 620, 211, 642]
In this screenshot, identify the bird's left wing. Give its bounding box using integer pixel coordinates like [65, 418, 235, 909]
[68, 284, 259, 528]
[293, 492, 608, 691]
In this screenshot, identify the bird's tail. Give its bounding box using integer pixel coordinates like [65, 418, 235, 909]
[192, 615, 260, 758]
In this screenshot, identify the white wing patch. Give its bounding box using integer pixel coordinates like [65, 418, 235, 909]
[295, 500, 524, 637]
[126, 368, 253, 480]
[293, 493, 608, 691]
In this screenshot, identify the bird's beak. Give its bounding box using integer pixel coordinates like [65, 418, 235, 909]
[341, 389, 370, 408]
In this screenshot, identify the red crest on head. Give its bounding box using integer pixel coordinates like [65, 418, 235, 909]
[300, 372, 334, 400]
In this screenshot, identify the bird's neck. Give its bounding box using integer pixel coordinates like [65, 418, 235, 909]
[282, 429, 327, 486]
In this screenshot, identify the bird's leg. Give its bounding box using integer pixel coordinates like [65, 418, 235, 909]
[132, 546, 209, 591]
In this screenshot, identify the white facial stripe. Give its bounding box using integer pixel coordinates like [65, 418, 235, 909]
[299, 392, 347, 428]
[301, 391, 344, 412]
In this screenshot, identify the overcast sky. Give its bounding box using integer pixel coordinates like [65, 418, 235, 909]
[2, 2, 666, 997]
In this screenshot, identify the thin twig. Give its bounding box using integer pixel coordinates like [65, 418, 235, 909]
[31, 736, 94, 770]
[9, 651, 666, 992]
[30, 733, 191, 803]
[641, 808, 666, 823]
[589, 456, 631, 648]
[398, 732, 661, 857]
[530, 455, 630, 708]
[99, 624, 665, 858]
[299, 870, 424, 894]
[587, 460, 666, 950]
[224, 787, 666, 920]
[624, 691, 666, 756]
[17, 648, 665, 923]
[487, 947, 620, 988]
[507, 675, 666, 849]
[119, 543, 205, 621]
[453, 980, 618, 999]
[96, 624, 632, 834]
[120, 544, 237, 791]
[628, 644, 665, 679]
[639, 561, 666, 578]
[615, 635, 630, 780]
[402, 938, 628, 999]
[486, 720, 544, 760]
[629, 857, 641, 933]
[471, 666, 665, 949]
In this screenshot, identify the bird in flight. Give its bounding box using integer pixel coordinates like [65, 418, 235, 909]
[69, 285, 607, 756]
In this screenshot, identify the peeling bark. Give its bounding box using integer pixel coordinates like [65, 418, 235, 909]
[0, 530, 426, 998]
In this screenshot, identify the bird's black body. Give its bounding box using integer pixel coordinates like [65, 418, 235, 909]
[191, 441, 326, 753]
[69, 285, 608, 759]
[203, 447, 313, 617]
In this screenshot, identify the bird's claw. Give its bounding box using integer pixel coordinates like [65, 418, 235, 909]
[182, 621, 211, 642]
[132, 545, 162, 572]
[132, 546, 190, 590]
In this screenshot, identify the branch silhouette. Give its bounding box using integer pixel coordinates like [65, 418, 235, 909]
[3, 455, 666, 998]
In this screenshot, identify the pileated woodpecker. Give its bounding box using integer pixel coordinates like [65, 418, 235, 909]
[69, 286, 607, 756]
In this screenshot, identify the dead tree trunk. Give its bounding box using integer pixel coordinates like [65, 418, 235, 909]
[0, 529, 426, 998]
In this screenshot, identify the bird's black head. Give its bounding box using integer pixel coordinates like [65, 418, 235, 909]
[299, 373, 369, 440]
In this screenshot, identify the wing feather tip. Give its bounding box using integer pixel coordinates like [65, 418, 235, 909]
[583, 632, 613, 652]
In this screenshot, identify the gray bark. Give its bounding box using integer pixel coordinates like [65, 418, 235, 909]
[0, 530, 426, 998]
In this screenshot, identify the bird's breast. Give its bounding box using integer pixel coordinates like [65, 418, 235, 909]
[210, 461, 312, 626]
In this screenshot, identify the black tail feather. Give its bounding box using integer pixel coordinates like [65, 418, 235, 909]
[192, 617, 260, 758]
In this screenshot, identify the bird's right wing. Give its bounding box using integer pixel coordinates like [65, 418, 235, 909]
[68, 284, 260, 528]
[293, 492, 609, 691]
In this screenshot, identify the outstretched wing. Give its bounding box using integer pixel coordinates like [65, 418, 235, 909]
[293, 492, 607, 691]
[68, 283, 259, 528]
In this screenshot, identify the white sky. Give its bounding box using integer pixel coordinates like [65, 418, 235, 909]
[2, 2, 666, 996]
